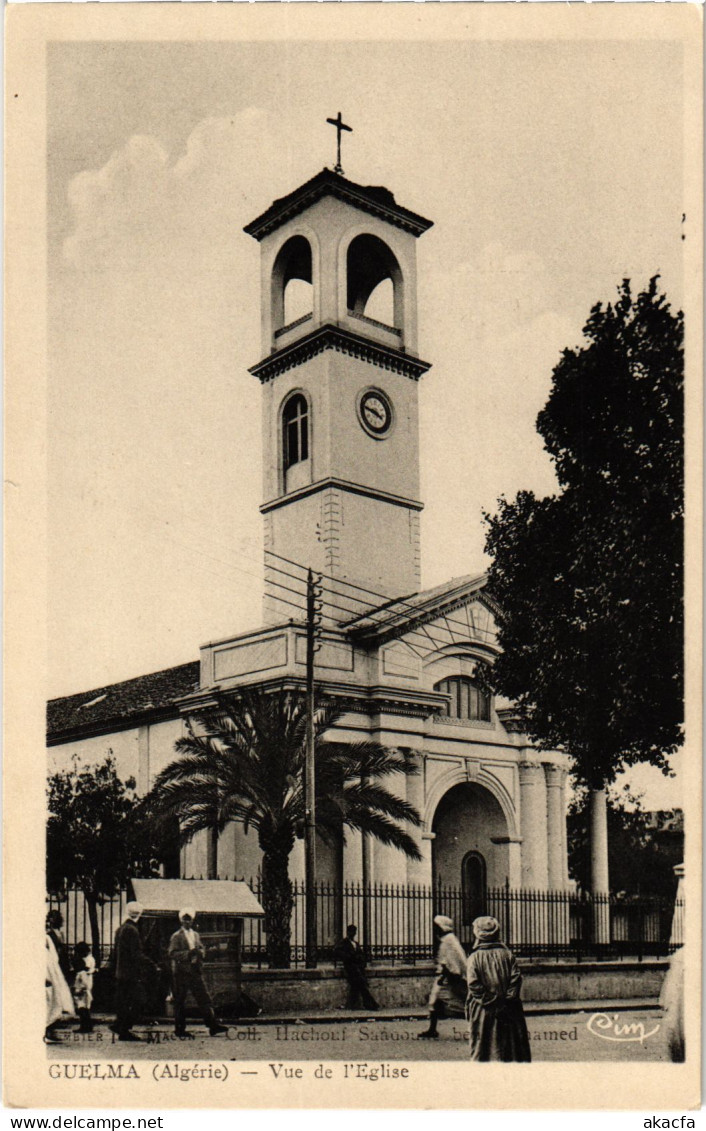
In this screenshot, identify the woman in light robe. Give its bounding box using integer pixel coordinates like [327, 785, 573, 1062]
[46, 932, 74, 1043]
[466, 915, 531, 1062]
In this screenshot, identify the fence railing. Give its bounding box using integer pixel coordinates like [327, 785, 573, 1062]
[47, 879, 683, 968]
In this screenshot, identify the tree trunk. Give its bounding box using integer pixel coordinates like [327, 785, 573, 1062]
[85, 892, 101, 963]
[260, 835, 294, 969]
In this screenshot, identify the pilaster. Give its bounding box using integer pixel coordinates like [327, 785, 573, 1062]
[405, 751, 432, 886]
[518, 760, 549, 889]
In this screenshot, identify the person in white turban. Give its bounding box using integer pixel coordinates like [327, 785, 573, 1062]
[418, 914, 468, 1039]
[111, 900, 157, 1041]
[466, 916, 531, 1061]
[167, 909, 228, 1038]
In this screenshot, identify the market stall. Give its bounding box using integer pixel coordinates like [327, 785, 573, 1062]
[129, 878, 264, 1018]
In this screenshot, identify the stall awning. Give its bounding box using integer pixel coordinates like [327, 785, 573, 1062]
[129, 879, 264, 918]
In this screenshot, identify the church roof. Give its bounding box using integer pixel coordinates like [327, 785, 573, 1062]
[343, 573, 492, 642]
[244, 168, 433, 241]
[47, 660, 200, 745]
[47, 578, 498, 742]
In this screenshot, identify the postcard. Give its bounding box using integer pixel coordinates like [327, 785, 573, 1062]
[4, 1, 702, 1111]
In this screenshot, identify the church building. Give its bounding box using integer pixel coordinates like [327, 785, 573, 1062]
[48, 157, 572, 940]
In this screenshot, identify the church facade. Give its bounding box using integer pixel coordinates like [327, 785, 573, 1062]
[47, 165, 571, 932]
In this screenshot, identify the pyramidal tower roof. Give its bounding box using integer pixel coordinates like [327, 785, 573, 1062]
[244, 168, 433, 242]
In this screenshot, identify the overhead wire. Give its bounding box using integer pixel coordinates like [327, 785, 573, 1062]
[264, 547, 496, 641]
[262, 560, 485, 677]
[61, 487, 494, 648]
[263, 573, 428, 670]
[264, 553, 496, 656]
[54, 477, 493, 687]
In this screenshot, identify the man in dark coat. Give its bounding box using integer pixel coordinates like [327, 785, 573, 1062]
[168, 908, 228, 1038]
[335, 924, 378, 1011]
[466, 915, 531, 1062]
[112, 901, 155, 1041]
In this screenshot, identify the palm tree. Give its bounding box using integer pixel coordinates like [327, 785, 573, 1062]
[147, 688, 422, 967]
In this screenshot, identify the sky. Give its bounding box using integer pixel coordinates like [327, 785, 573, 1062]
[47, 37, 685, 804]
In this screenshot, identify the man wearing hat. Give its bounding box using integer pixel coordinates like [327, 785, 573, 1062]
[112, 901, 157, 1041]
[168, 908, 228, 1038]
[466, 915, 531, 1061]
[418, 914, 468, 1039]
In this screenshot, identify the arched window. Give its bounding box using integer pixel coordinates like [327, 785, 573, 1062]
[462, 851, 487, 925]
[282, 393, 309, 472]
[435, 675, 491, 722]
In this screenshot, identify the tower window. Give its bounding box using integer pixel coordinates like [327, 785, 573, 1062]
[435, 676, 491, 722]
[283, 393, 309, 472]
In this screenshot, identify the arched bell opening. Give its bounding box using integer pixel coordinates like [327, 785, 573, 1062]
[346, 234, 404, 341]
[431, 782, 509, 946]
[272, 235, 313, 341]
[361, 278, 394, 327]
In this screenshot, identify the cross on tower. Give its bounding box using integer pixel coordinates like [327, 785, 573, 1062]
[326, 112, 353, 175]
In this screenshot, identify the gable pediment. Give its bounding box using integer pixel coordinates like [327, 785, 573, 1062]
[346, 574, 500, 658]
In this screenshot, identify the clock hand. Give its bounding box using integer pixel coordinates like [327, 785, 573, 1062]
[367, 406, 384, 422]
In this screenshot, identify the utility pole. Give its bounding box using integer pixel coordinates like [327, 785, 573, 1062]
[305, 568, 322, 968]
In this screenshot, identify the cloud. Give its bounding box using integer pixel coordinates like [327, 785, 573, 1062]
[63, 110, 276, 270]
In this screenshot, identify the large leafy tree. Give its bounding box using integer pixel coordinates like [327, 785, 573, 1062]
[484, 279, 683, 879]
[47, 754, 162, 959]
[567, 787, 682, 896]
[148, 688, 422, 968]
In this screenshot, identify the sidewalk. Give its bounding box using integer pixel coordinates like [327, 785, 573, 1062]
[89, 997, 660, 1027]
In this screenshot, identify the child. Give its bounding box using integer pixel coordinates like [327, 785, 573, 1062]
[72, 942, 96, 1033]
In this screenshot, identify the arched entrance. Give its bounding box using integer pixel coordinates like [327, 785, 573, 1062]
[432, 783, 509, 943]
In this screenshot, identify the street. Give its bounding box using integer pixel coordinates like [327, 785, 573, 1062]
[47, 1009, 669, 1063]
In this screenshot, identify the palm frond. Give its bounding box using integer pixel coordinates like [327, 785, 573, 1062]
[318, 741, 420, 780]
[148, 688, 423, 868]
[341, 810, 423, 860]
[339, 782, 422, 826]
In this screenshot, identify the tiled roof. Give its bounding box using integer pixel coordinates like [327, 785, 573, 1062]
[343, 573, 489, 639]
[47, 661, 200, 743]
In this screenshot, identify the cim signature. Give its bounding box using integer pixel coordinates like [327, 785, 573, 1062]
[587, 1012, 660, 1044]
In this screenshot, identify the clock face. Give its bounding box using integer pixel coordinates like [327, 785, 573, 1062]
[359, 389, 393, 437]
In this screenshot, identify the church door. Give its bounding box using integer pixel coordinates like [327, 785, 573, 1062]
[462, 851, 487, 926]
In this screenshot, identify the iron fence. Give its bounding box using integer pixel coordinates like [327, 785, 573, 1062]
[47, 879, 683, 968]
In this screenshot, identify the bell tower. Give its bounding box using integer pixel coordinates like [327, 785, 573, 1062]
[244, 159, 432, 624]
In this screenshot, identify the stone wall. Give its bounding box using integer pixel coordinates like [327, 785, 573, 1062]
[238, 960, 668, 1014]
